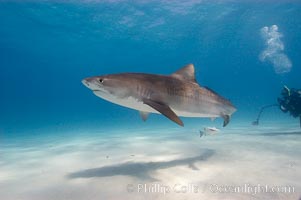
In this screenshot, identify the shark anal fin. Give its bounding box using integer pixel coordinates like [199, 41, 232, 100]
[143, 99, 184, 126]
[222, 114, 230, 127]
[139, 111, 149, 121]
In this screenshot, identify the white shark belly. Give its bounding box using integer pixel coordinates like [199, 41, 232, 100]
[94, 91, 158, 113]
[173, 110, 219, 118]
[94, 91, 220, 118]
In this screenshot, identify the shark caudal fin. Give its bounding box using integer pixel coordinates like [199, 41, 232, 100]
[222, 115, 231, 127]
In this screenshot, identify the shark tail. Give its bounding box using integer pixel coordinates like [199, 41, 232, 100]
[222, 114, 231, 127]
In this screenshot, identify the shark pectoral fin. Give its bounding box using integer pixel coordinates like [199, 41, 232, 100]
[222, 114, 230, 127]
[143, 99, 184, 126]
[139, 111, 150, 121]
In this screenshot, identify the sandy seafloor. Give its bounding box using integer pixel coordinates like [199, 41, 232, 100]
[1, 121, 300, 200]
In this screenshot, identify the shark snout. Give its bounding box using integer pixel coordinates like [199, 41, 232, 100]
[82, 77, 106, 92]
[82, 78, 90, 88]
[82, 77, 97, 89]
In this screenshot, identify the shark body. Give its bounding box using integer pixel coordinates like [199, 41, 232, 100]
[82, 64, 236, 127]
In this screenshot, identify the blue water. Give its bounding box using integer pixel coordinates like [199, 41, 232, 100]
[0, 2, 301, 199]
[1, 1, 301, 134]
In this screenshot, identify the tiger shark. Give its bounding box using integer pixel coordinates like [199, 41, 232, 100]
[82, 64, 236, 127]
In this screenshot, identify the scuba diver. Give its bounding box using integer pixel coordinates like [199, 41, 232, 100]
[253, 86, 301, 127]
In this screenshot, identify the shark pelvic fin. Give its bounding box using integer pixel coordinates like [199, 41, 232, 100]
[171, 64, 197, 83]
[139, 111, 150, 121]
[143, 99, 184, 126]
[222, 114, 230, 127]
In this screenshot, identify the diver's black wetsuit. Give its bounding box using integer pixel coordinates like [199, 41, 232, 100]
[278, 87, 301, 127]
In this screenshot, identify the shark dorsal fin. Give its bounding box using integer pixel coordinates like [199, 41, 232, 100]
[171, 64, 197, 83]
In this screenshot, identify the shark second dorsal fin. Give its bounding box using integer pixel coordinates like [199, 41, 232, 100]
[171, 64, 197, 83]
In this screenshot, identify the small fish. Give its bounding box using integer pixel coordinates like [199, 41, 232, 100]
[200, 127, 220, 137]
[204, 127, 220, 132]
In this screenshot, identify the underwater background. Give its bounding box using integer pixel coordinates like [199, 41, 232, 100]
[0, 1, 301, 200]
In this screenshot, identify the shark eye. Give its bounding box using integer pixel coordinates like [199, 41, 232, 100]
[99, 79, 104, 83]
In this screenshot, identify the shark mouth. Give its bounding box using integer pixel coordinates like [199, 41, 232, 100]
[92, 89, 110, 96]
[92, 88, 108, 93]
